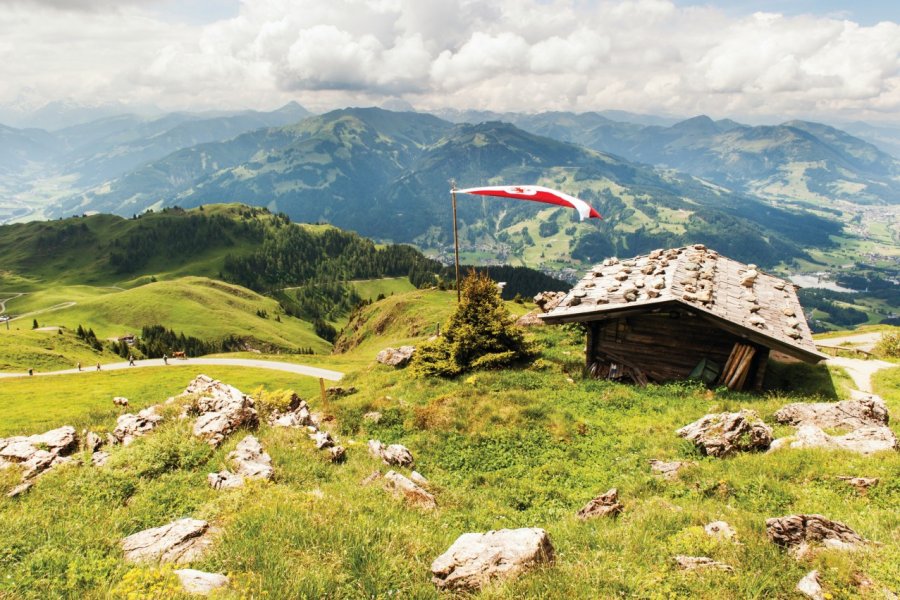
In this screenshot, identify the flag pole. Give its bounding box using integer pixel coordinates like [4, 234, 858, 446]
[450, 181, 461, 302]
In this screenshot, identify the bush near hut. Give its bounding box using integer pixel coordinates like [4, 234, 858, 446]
[874, 330, 900, 359]
[412, 270, 536, 377]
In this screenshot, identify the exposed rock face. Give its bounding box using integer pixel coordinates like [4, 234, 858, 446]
[770, 425, 897, 455]
[704, 521, 737, 540]
[184, 375, 258, 447]
[91, 451, 110, 467]
[112, 407, 162, 445]
[376, 346, 416, 367]
[677, 410, 772, 457]
[766, 515, 867, 552]
[577, 488, 623, 520]
[797, 570, 825, 600]
[385, 470, 436, 509]
[774, 395, 889, 430]
[174, 569, 230, 596]
[83, 431, 104, 453]
[674, 555, 734, 572]
[0, 426, 78, 480]
[533, 291, 566, 313]
[431, 528, 554, 591]
[228, 436, 274, 480]
[368, 439, 414, 467]
[649, 459, 694, 480]
[121, 518, 213, 564]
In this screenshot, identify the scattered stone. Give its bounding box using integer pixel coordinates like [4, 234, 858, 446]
[207, 470, 245, 490]
[376, 346, 416, 367]
[577, 488, 623, 520]
[766, 514, 867, 553]
[740, 270, 758, 287]
[121, 518, 213, 564]
[7, 482, 32, 498]
[83, 431, 104, 453]
[268, 399, 311, 428]
[325, 386, 357, 398]
[797, 570, 825, 600]
[410, 471, 429, 487]
[704, 521, 737, 540]
[368, 439, 414, 467]
[515, 310, 544, 327]
[174, 569, 229, 596]
[228, 435, 274, 480]
[534, 291, 566, 312]
[674, 555, 734, 572]
[770, 425, 897, 455]
[113, 396, 129, 408]
[91, 451, 110, 467]
[112, 407, 163, 445]
[328, 446, 346, 463]
[431, 528, 554, 591]
[677, 410, 773, 457]
[837, 476, 879, 492]
[361, 470, 382, 486]
[362, 411, 382, 424]
[311, 430, 335, 450]
[184, 375, 259, 447]
[385, 470, 437, 509]
[649, 459, 694, 480]
[0, 426, 81, 481]
[774, 395, 889, 430]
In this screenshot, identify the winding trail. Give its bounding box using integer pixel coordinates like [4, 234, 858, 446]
[816, 331, 885, 353]
[0, 357, 344, 381]
[825, 356, 896, 393]
[0, 292, 25, 314]
[9, 301, 77, 322]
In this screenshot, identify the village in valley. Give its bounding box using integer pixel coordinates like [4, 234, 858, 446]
[1, 1, 900, 598]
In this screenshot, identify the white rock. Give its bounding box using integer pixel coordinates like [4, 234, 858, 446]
[797, 570, 825, 600]
[174, 569, 229, 595]
[385, 470, 436, 509]
[207, 470, 245, 490]
[376, 346, 416, 367]
[673, 555, 734, 572]
[121, 518, 212, 564]
[704, 521, 737, 540]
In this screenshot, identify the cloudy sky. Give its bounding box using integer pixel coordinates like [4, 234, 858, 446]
[1, 0, 898, 124]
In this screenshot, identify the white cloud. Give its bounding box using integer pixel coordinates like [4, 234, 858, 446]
[0, 0, 898, 122]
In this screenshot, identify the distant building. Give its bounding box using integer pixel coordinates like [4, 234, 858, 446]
[117, 334, 136, 345]
[540, 245, 825, 390]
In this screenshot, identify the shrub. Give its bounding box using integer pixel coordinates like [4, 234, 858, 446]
[874, 330, 900, 358]
[109, 565, 182, 599]
[412, 270, 536, 377]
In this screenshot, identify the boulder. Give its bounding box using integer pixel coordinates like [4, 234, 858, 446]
[184, 376, 258, 447]
[533, 291, 566, 313]
[385, 470, 437, 509]
[121, 518, 213, 564]
[766, 514, 867, 552]
[310, 431, 335, 450]
[113, 396, 129, 408]
[704, 521, 737, 540]
[376, 346, 416, 367]
[677, 410, 772, 457]
[515, 311, 544, 327]
[673, 555, 734, 572]
[207, 470, 245, 490]
[797, 570, 825, 600]
[368, 439, 414, 467]
[836, 476, 879, 492]
[6, 482, 32, 498]
[30, 426, 78, 455]
[227, 435, 274, 481]
[410, 471, 429, 488]
[112, 407, 162, 445]
[174, 569, 229, 596]
[431, 528, 554, 591]
[0, 426, 79, 480]
[326, 386, 357, 398]
[649, 459, 694, 480]
[774, 395, 889, 430]
[770, 425, 897, 455]
[83, 431, 104, 453]
[328, 446, 346, 463]
[577, 488, 623, 520]
[91, 451, 110, 467]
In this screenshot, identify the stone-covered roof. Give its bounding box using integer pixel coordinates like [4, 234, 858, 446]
[540, 245, 824, 362]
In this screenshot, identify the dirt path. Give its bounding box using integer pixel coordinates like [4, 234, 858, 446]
[816, 331, 885, 352]
[825, 356, 897, 392]
[0, 292, 25, 314]
[8, 301, 77, 322]
[0, 357, 344, 381]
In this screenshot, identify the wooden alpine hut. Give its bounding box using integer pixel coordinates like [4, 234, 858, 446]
[539, 245, 826, 390]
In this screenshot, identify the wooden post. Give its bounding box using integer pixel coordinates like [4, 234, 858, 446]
[751, 347, 769, 391]
[451, 187, 461, 302]
[585, 322, 596, 373]
[319, 377, 326, 403]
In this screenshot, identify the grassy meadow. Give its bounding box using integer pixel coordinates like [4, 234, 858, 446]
[0, 302, 898, 599]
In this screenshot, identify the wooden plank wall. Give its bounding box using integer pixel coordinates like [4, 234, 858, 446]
[588, 309, 765, 388]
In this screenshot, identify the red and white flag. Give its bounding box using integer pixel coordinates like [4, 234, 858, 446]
[454, 185, 602, 221]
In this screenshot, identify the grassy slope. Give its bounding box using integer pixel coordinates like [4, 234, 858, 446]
[0, 328, 118, 372]
[4, 277, 329, 353]
[0, 291, 897, 599]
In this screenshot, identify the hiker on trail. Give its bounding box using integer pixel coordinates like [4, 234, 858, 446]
[28, 368, 33, 376]
[163, 353, 168, 365]
[96, 362, 101, 371]
[77, 362, 82, 372]
[128, 354, 135, 366]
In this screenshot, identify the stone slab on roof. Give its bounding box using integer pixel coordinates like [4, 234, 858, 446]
[540, 245, 824, 362]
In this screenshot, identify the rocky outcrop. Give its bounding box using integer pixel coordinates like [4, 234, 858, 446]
[121, 518, 214, 564]
[207, 471, 244, 490]
[677, 410, 772, 457]
[515, 310, 544, 327]
[368, 440, 414, 467]
[534, 291, 566, 312]
[174, 569, 230, 596]
[837, 476, 879, 492]
[91, 451, 110, 467]
[577, 488, 623, 519]
[770, 425, 897, 455]
[376, 346, 415, 367]
[183, 375, 258, 447]
[797, 570, 825, 600]
[268, 398, 312, 428]
[766, 514, 867, 553]
[385, 470, 436, 509]
[649, 459, 694, 480]
[208, 435, 273, 490]
[0, 426, 78, 481]
[674, 555, 733, 572]
[83, 431, 104, 453]
[112, 407, 162, 445]
[431, 528, 554, 591]
[774, 395, 889, 429]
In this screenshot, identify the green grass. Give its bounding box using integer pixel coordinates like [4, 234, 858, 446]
[0, 328, 117, 372]
[0, 311, 898, 598]
[349, 277, 416, 301]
